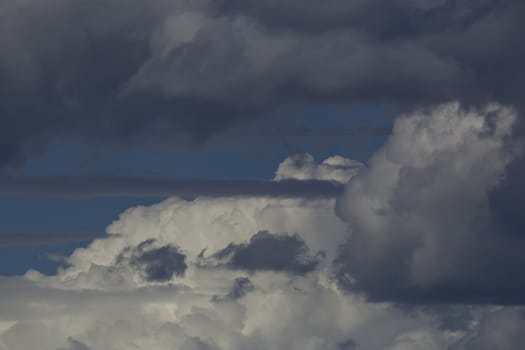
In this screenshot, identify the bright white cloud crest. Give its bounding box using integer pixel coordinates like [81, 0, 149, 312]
[274, 153, 364, 183]
[1, 102, 523, 350]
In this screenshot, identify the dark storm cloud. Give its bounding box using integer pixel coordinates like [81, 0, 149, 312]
[1, 0, 524, 170]
[211, 231, 321, 275]
[120, 239, 187, 281]
[0, 177, 343, 198]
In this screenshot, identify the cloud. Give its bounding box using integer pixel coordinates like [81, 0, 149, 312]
[0, 173, 522, 349]
[0, 177, 343, 198]
[1, 0, 524, 169]
[1, 127, 525, 348]
[335, 102, 525, 304]
[57, 195, 348, 288]
[382, 329, 446, 350]
[450, 307, 525, 350]
[338, 338, 359, 350]
[274, 153, 364, 183]
[206, 231, 321, 275]
[58, 338, 90, 350]
[118, 239, 187, 282]
[212, 277, 254, 302]
[0, 190, 434, 350]
[0, 154, 363, 199]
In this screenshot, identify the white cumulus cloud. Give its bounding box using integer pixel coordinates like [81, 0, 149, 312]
[274, 153, 364, 183]
[1, 103, 524, 349]
[335, 102, 525, 304]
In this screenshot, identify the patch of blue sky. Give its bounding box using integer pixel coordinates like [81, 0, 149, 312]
[0, 196, 161, 275]
[5, 103, 391, 275]
[24, 103, 390, 179]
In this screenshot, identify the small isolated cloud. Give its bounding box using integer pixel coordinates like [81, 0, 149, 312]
[207, 231, 321, 275]
[274, 153, 364, 184]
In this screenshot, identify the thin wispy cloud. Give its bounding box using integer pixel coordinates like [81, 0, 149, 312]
[0, 177, 344, 198]
[0, 233, 116, 246]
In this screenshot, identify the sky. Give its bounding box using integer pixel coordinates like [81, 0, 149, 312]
[1, 0, 525, 349]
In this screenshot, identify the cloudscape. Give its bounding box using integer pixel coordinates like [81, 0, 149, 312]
[1, 1, 525, 349]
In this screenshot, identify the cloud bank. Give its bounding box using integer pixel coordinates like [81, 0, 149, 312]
[274, 153, 364, 183]
[1, 0, 524, 170]
[2, 103, 525, 349]
[0, 192, 500, 350]
[336, 102, 525, 304]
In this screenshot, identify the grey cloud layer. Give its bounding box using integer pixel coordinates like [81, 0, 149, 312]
[0, 177, 344, 198]
[1, 0, 524, 169]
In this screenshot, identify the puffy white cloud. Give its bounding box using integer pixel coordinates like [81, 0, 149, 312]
[1, 104, 524, 349]
[56, 195, 347, 288]
[0, 171, 441, 350]
[274, 153, 364, 183]
[335, 102, 525, 303]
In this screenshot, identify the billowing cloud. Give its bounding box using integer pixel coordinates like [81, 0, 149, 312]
[335, 102, 525, 304]
[0, 192, 431, 350]
[1, 0, 524, 169]
[0, 148, 524, 349]
[55, 194, 347, 289]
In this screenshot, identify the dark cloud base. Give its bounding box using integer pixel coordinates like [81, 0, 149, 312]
[1, 0, 524, 170]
